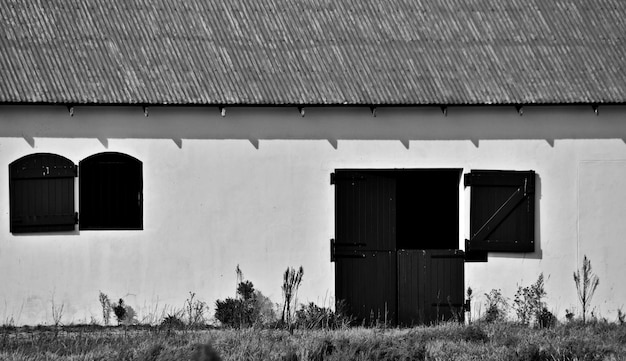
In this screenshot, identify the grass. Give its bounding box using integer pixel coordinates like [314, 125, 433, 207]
[1, 321, 625, 360]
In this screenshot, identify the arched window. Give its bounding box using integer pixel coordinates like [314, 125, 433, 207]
[79, 152, 143, 230]
[9, 153, 77, 233]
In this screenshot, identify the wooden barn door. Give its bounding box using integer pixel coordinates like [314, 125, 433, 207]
[397, 250, 465, 325]
[332, 169, 465, 326]
[332, 171, 397, 325]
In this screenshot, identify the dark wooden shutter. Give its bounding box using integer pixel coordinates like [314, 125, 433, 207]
[465, 170, 535, 253]
[333, 170, 396, 252]
[398, 250, 465, 325]
[9, 153, 77, 233]
[79, 152, 142, 230]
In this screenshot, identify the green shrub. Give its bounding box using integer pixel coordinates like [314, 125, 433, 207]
[215, 298, 248, 328]
[214, 280, 262, 328]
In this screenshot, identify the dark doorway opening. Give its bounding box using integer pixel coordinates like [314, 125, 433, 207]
[396, 170, 460, 250]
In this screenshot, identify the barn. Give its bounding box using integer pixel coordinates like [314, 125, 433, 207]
[1, 1, 626, 326]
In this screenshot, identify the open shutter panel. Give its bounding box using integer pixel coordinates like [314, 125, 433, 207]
[9, 153, 77, 233]
[465, 170, 535, 253]
[332, 170, 396, 255]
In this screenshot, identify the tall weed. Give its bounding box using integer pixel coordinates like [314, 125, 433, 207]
[574, 255, 600, 323]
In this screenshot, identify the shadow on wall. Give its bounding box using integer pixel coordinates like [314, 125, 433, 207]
[1, 105, 625, 149]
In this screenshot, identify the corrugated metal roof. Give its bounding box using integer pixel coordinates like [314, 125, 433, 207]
[1, 0, 625, 105]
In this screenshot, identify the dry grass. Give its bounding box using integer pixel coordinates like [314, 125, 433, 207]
[1, 321, 625, 360]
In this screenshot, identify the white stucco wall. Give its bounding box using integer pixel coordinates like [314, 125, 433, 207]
[0, 105, 625, 325]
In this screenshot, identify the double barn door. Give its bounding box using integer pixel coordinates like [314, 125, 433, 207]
[332, 170, 465, 325]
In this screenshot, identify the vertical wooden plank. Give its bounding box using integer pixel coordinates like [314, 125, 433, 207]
[427, 251, 436, 324]
[397, 251, 405, 324]
[409, 250, 418, 326]
[36, 179, 42, 218]
[435, 253, 442, 322]
[450, 255, 456, 303]
[384, 173, 396, 251]
[357, 176, 365, 246]
[442, 258, 454, 312]
[366, 176, 373, 248]
[19, 181, 26, 219]
[48, 178, 54, 214]
[399, 250, 429, 326]
[349, 175, 357, 244]
[426, 251, 432, 323]
[386, 179, 398, 250]
[57, 178, 65, 216]
[51, 178, 58, 216]
[418, 250, 427, 324]
[364, 175, 370, 248]
[42, 178, 49, 216]
[372, 252, 380, 322]
[30, 179, 37, 219]
[66, 177, 73, 214]
[398, 250, 407, 325]
[382, 251, 397, 325]
[438, 252, 447, 322]
[380, 175, 387, 250]
[414, 251, 419, 324]
[447, 256, 454, 306]
[435, 252, 443, 323]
